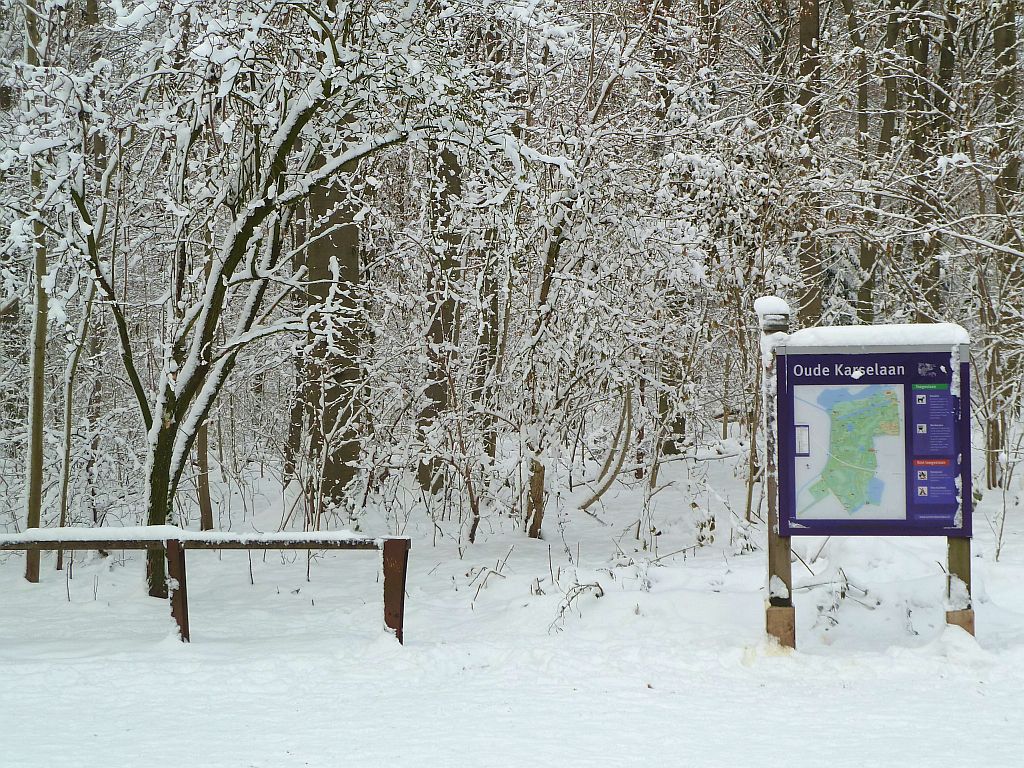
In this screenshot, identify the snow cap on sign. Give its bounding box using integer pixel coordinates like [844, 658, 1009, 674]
[785, 323, 970, 348]
[753, 295, 792, 319]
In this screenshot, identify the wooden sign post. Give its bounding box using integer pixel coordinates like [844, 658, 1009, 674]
[757, 298, 796, 648]
[947, 537, 974, 634]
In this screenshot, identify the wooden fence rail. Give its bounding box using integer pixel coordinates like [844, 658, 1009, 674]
[0, 526, 411, 643]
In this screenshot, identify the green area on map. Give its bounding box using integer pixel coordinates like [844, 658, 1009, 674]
[809, 388, 901, 513]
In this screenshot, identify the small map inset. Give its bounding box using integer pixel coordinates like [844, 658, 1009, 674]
[793, 384, 906, 520]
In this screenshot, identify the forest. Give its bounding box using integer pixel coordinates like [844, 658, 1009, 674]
[1, 2, 1023, 765]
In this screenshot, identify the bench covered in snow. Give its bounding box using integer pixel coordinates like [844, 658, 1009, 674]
[0, 526, 411, 643]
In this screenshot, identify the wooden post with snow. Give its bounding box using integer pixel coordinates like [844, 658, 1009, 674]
[946, 538, 974, 635]
[756, 297, 796, 649]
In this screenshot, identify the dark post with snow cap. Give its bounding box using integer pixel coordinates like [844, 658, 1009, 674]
[755, 296, 796, 649]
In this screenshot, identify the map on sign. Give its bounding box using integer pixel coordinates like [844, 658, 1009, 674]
[793, 384, 906, 521]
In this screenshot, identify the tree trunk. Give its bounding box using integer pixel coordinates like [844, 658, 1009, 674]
[527, 457, 546, 539]
[906, 1, 942, 320]
[23, 0, 47, 583]
[797, 0, 822, 325]
[305, 179, 362, 512]
[57, 0, 107, 566]
[987, 0, 1020, 487]
[417, 146, 462, 492]
[84, 339, 102, 526]
[474, 227, 500, 462]
[24, 192, 47, 583]
[839, 0, 876, 322]
[523, 200, 566, 538]
[145, 406, 178, 598]
[283, 348, 305, 482]
[196, 420, 214, 530]
[283, 211, 308, 484]
[654, 0, 688, 457]
[56, 283, 96, 569]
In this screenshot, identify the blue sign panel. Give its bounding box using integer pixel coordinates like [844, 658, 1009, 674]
[776, 348, 971, 537]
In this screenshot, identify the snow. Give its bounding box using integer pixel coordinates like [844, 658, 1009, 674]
[760, 331, 788, 365]
[110, 0, 158, 31]
[2, 459, 1024, 767]
[755, 296, 793, 362]
[769, 573, 790, 599]
[753, 295, 792, 319]
[786, 323, 970, 348]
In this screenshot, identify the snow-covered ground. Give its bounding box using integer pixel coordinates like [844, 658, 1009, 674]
[3, 455, 1023, 767]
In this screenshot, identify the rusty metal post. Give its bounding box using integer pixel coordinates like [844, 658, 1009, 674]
[166, 539, 190, 642]
[759, 301, 796, 648]
[382, 538, 410, 644]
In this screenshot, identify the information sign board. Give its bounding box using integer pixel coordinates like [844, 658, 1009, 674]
[776, 336, 971, 537]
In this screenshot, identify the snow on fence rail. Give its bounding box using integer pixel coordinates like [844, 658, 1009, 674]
[0, 526, 411, 644]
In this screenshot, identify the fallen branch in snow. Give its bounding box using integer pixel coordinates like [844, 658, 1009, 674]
[792, 549, 816, 577]
[549, 580, 605, 633]
[469, 545, 515, 608]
